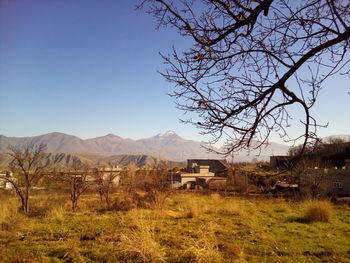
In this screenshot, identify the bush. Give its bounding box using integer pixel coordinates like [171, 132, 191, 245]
[111, 193, 137, 211]
[305, 200, 332, 222]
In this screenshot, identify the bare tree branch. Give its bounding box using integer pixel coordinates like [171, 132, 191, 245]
[141, 0, 350, 155]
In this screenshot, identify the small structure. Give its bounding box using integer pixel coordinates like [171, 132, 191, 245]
[97, 166, 121, 185]
[0, 171, 14, 189]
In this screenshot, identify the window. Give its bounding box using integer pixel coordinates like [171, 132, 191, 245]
[333, 181, 343, 189]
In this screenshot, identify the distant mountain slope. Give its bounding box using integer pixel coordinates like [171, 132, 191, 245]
[0, 152, 183, 168]
[231, 141, 292, 162]
[0, 131, 219, 161]
[0, 131, 294, 162]
[0, 133, 91, 153]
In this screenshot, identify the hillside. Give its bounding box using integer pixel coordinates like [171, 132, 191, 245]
[0, 131, 291, 162]
[0, 151, 183, 169]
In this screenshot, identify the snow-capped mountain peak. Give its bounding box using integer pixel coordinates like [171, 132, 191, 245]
[158, 130, 176, 137]
[153, 130, 182, 139]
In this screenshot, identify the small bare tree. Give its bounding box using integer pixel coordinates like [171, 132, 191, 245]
[58, 163, 91, 212]
[143, 163, 172, 209]
[120, 163, 138, 192]
[0, 143, 47, 214]
[94, 167, 120, 209]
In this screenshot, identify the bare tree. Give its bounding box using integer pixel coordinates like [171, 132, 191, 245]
[120, 163, 138, 192]
[94, 167, 120, 209]
[293, 158, 330, 198]
[58, 163, 91, 212]
[140, 0, 350, 154]
[143, 163, 172, 209]
[0, 143, 47, 214]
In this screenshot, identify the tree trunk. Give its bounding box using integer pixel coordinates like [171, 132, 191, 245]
[24, 183, 30, 214]
[72, 198, 78, 212]
[105, 191, 110, 210]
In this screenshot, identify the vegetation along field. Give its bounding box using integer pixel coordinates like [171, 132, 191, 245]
[1, 190, 350, 263]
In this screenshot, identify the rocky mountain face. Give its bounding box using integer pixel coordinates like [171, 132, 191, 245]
[0, 131, 291, 162]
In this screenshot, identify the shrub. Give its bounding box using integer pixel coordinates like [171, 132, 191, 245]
[305, 200, 332, 222]
[111, 192, 138, 211]
[143, 189, 170, 210]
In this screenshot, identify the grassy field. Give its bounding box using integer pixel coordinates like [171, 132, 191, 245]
[0, 191, 350, 263]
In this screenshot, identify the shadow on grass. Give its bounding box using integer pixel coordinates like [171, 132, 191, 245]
[286, 216, 310, 224]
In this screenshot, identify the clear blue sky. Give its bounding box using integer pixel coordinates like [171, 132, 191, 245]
[0, 0, 349, 143]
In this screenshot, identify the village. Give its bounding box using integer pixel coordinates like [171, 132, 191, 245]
[1, 142, 350, 262]
[2, 141, 350, 198]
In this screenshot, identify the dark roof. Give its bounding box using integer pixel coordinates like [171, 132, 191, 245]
[187, 159, 229, 173]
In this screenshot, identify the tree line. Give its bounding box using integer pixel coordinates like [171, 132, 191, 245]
[0, 143, 171, 214]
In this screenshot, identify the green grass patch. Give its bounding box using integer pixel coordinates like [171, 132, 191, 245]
[0, 192, 349, 262]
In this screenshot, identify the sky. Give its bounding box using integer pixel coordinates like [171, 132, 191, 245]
[0, 0, 349, 144]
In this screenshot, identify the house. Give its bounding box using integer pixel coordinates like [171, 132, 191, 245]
[178, 159, 229, 189]
[180, 164, 215, 188]
[271, 142, 350, 169]
[299, 159, 350, 197]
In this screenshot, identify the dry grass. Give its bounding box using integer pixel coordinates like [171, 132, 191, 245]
[210, 193, 222, 201]
[218, 201, 242, 216]
[226, 243, 245, 262]
[46, 204, 67, 220]
[1, 191, 349, 262]
[305, 199, 332, 222]
[0, 195, 18, 223]
[147, 190, 170, 210]
[183, 200, 204, 219]
[0, 195, 25, 232]
[186, 223, 223, 263]
[204, 194, 242, 216]
[118, 209, 165, 262]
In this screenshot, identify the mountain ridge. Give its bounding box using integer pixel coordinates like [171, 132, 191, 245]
[0, 131, 291, 162]
[0, 151, 183, 168]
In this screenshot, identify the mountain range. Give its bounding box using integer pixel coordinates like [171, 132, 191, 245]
[0, 151, 183, 168]
[0, 131, 291, 162]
